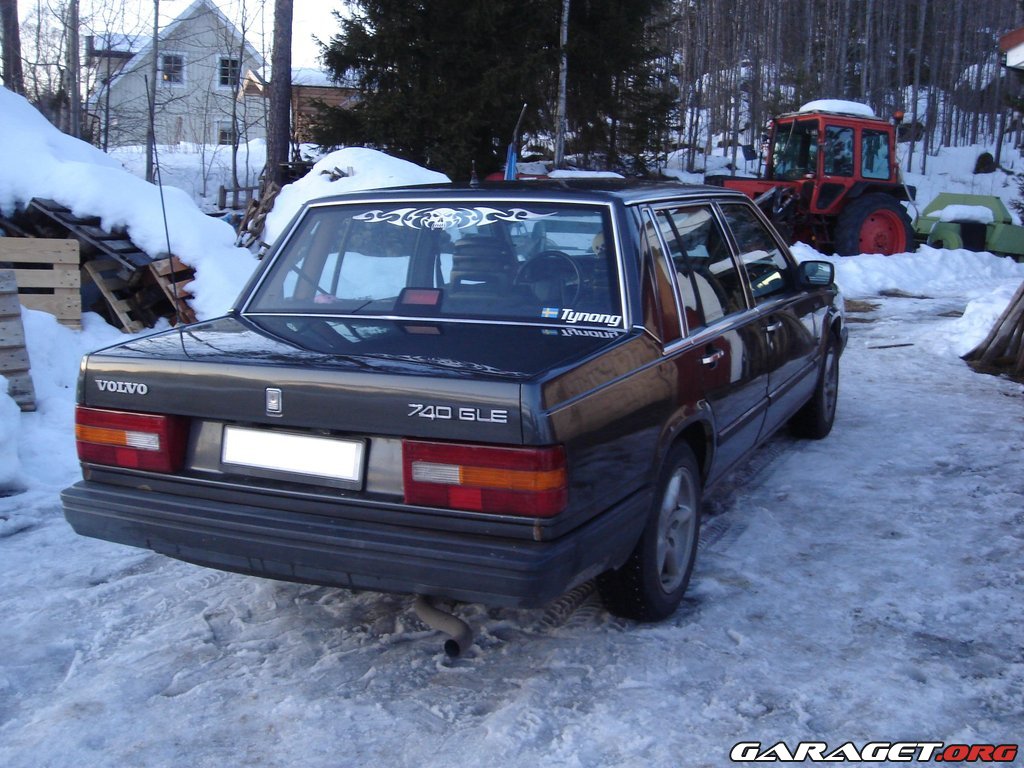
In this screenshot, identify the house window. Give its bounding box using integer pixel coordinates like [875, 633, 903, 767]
[219, 57, 241, 88]
[217, 121, 237, 145]
[161, 54, 184, 84]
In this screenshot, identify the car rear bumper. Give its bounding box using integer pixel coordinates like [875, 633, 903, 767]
[61, 480, 648, 608]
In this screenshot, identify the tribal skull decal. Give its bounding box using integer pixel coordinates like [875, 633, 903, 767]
[353, 206, 555, 230]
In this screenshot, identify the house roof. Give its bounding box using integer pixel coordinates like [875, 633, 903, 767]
[110, 0, 265, 84]
[999, 27, 1024, 53]
[242, 67, 359, 92]
[1000, 27, 1024, 70]
[88, 32, 144, 56]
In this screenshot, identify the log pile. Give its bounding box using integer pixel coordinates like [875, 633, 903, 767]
[962, 280, 1024, 379]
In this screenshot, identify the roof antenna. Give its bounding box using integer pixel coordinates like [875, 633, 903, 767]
[470, 161, 479, 188]
[503, 102, 528, 181]
[144, 75, 187, 349]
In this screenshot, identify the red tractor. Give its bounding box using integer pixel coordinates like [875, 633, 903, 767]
[708, 104, 915, 256]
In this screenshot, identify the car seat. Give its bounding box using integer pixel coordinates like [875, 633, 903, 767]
[449, 236, 518, 295]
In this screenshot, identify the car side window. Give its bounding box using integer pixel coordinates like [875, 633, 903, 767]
[718, 203, 795, 305]
[641, 213, 682, 343]
[655, 205, 746, 328]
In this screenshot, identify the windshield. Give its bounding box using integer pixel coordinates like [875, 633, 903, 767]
[245, 201, 625, 329]
[771, 120, 819, 181]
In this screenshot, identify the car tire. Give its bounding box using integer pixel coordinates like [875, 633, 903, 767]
[598, 443, 701, 621]
[834, 194, 914, 256]
[790, 333, 839, 439]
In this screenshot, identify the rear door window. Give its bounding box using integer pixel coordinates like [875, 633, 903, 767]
[655, 205, 747, 328]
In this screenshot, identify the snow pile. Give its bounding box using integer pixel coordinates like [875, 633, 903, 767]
[798, 99, 876, 117]
[934, 204, 996, 224]
[0, 310, 125, 497]
[792, 244, 1024, 300]
[793, 243, 1024, 354]
[0, 87, 257, 320]
[263, 148, 450, 243]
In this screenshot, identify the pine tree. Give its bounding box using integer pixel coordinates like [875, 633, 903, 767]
[320, 0, 557, 179]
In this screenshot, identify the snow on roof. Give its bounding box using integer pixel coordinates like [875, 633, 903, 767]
[548, 170, 626, 180]
[90, 32, 143, 54]
[798, 99, 876, 118]
[291, 68, 336, 87]
[263, 148, 450, 243]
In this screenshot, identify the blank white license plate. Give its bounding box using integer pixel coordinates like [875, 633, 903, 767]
[222, 426, 364, 483]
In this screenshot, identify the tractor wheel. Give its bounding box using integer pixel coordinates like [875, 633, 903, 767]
[833, 194, 914, 256]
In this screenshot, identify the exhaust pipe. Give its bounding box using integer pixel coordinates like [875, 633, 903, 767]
[413, 595, 473, 657]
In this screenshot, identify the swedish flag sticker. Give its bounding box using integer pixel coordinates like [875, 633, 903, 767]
[541, 307, 560, 319]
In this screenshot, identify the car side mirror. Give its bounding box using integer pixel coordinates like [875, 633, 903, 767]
[798, 260, 834, 287]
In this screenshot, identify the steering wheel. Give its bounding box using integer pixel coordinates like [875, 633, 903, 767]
[514, 250, 582, 305]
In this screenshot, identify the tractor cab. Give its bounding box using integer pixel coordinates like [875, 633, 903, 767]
[764, 107, 904, 215]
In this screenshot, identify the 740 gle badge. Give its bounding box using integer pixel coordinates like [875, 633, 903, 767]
[407, 403, 508, 424]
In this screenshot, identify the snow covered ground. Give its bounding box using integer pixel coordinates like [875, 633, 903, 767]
[1, 252, 1022, 767]
[2, 91, 1023, 766]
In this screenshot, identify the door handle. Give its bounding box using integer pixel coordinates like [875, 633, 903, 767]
[701, 348, 725, 366]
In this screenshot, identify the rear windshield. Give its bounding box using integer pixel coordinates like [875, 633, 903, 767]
[244, 201, 624, 329]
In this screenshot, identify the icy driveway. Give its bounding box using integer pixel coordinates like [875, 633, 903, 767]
[1, 294, 1022, 768]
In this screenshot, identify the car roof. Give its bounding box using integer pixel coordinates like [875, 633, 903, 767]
[303, 179, 749, 208]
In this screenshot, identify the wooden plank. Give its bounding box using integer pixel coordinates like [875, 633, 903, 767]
[5, 372, 36, 411]
[19, 290, 81, 327]
[150, 256, 192, 277]
[0, 292, 22, 320]
[0, 347, 30, 371]
[0, 238, 79, 264]
[0, 316, 27, 348]
[0, 271, 18, 295]
[7, 269, 80, 289]
[0, 268, 36, 411]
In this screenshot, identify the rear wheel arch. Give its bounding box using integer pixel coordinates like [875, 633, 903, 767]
[598, 439, 703, 620]
[655, 412, 714, 486]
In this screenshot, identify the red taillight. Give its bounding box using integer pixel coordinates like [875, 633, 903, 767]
[403, 440, 567, 517]
[75, 406, 188, 473]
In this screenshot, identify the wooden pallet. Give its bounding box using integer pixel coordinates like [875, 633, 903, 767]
[81, 259, 146, 333]
[4, 200, 199, 331]
[0, 270, 37, 411]
[149, 256, 197, 325]
[0, 238, 80, 328]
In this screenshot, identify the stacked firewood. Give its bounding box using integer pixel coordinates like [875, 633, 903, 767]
[963, 281, 1024, 379]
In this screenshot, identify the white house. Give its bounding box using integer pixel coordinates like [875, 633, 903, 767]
[87, 0, 267, 148]
[1000, 27, 1024, 71]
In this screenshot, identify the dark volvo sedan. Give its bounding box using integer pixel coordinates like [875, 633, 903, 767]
[63, 181, 846, 624]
